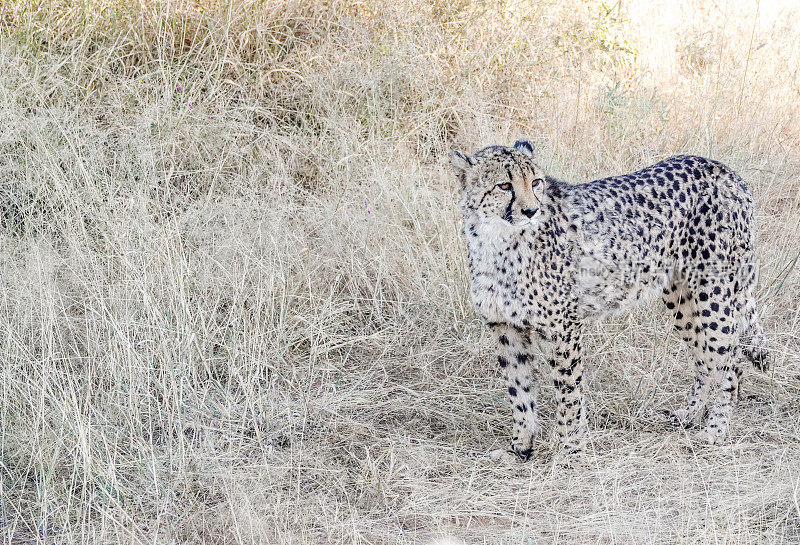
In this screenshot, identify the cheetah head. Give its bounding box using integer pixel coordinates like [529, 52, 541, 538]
[451, 140, 546, 228]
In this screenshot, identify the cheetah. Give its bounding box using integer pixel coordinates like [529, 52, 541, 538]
[451, 140, 772, 460]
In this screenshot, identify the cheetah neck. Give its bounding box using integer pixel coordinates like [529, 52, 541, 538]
[461, 205, 560, 327]
[462, 211, 550, 279]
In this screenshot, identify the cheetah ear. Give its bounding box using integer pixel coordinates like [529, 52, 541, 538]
[513, 139, 535, 158]
[451, 150, 474, 174]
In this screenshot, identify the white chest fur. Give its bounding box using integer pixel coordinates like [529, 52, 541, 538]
[465, 218, 531, 325]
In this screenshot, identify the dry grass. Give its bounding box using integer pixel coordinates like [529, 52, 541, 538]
[1, 0, 800, 543]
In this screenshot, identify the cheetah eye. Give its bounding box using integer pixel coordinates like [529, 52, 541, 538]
[497, 182, 513, 191]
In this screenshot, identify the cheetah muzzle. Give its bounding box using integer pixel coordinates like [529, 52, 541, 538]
[452, 140, 772, 460]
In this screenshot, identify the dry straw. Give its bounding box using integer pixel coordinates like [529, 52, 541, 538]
[0, 0, 799, 543]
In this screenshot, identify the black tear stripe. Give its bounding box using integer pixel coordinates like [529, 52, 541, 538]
[504, 191, 515, 223]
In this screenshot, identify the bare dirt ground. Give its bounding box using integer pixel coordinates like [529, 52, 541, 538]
[1, 1, 799, 543]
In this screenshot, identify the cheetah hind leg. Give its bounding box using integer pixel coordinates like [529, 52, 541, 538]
[661, 281, 709, 428]
[695, 276, 748, 444]
[704, 358, 743, 444]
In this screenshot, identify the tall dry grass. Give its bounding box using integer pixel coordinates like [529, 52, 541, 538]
[1, 0, 800, 543]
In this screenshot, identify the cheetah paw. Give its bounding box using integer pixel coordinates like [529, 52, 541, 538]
[660, 408, 702, 429]
[488, 446, 532, 464]
[691, 428, 727, 445]
[488, 449, 520, 464]
[547, 448, 587, 469]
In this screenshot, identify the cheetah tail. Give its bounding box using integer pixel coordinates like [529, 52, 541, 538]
[740, 298, 773, 372]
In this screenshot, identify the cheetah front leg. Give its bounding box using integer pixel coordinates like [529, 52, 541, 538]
[489, 324, 539, 462]
[550, 323, 587, 456]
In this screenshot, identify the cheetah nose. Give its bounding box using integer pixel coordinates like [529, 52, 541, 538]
[521, 208, 537, 218]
